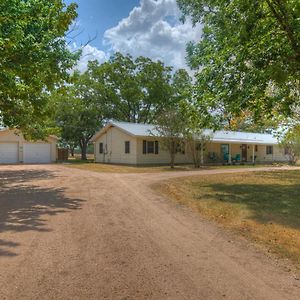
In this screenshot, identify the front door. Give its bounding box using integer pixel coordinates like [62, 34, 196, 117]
[241, 144, 247, 162]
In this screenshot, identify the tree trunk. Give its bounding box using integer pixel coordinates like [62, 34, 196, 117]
[79, 141, 88, 160]
[70, 147, 75, 157]
[193, 141, 201, 168]
[170, 153, 175, 168]
[170, 140, 176, 168]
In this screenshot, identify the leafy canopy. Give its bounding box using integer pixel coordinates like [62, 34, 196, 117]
[177, 0, 300, 121]
[54, 53, 194, 160]
[54, 71, 106, 160]
[87, 52, 187, 124]
[0, 0, 79, 136]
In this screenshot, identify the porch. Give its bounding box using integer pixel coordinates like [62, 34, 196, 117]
[205, 142, 275, 165]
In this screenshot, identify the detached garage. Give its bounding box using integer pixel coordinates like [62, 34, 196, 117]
[23, 143, 52, 163]
[0, 129, 57, 164]
[0, 143, 18, 164]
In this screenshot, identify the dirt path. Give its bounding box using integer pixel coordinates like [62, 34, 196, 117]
[0, 165, 299, 299]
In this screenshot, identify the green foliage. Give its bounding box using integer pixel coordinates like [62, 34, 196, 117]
[88, 52, 184, 123]
[222, 110, 280, 132]
[180, 101, 211, 167]
[55, 53, 198, 161]
[154, 107, 187, 168]
[0, 0, 79, 136]
[54, 71, 106, 160]
[177, 0, 300, 121]
[280, 125, 300, 164]
[154, 99, 210, 168]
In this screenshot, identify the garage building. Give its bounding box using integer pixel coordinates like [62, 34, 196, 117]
[0, 129, 57, 164]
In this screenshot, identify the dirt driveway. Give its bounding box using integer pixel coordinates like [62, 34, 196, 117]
[0, 164, 299, 299]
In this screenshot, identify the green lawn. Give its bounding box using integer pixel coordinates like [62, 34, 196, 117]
[63, 162, 201, 173]
[63, 161, 272, 174]
[155, 170, 300, 267]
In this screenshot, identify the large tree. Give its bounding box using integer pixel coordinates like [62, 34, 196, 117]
[55, 72, 106, 160]
[177, 0, 300, 121]
[88, 53, 183, 124]
[0, 0, 79, 136]
[55, 54, 193, 160]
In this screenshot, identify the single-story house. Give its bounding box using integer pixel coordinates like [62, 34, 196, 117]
[91, 121, 288, 165]
[0, 128, 57, 164]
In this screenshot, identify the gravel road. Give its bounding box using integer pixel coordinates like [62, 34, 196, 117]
[0, 164, 299, 299]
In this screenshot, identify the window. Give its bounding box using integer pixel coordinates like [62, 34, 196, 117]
[266, 145, 273, 155]
[255, 145, 258, 152]
[147, 141, 154, 154]
[125, 141, 130, 154]
[142, 140, 159, 154]
[99, 143, 103, 154]
[155, 141, 159, 154]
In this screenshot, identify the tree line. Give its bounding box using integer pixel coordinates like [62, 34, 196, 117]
[52, 53, 194, 160]
[1, 0, 299, 165]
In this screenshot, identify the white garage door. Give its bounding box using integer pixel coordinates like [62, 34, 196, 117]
[0, 143, 19, 164]
[23, 143, 51, 163]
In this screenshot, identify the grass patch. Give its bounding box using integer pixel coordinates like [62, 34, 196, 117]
[63, 162, 275, 174]
[155, 170, 300, 267]
[63, 162, 200, 173]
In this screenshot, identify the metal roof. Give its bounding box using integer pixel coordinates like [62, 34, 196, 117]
[111, 121, 159, 136]
[203, 129, 278, 145]
[92, 121, 278, 145]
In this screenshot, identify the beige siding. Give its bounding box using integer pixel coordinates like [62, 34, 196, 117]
[0, 129, 57, 163]
[255, 144, 288, 163]
[94, 129, 193, 165]
[94, 127, 137, 164]
[93, 126, 288, 165]
[136, 137, 192, 165]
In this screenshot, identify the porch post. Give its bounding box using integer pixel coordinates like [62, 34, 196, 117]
[252, 144, 255, 164]
[228, 144, 232, 164]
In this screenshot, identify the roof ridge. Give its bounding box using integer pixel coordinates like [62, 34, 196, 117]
[215, 129, 274, 136]
[112, 121, 274, 136]
[111, 120, 155, 126]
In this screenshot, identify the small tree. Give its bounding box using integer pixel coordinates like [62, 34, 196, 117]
[154, 99, 210, 168]
[186, 133, 210, 168]
[280, 125, 300, 165]
[181, 99, 211, 168]
[154, 109, 186, 168]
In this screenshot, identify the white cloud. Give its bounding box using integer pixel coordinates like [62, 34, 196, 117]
[74, 44, 107, 73]
[103, 0, 202, 70]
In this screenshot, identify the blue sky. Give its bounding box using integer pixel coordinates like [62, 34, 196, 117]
[64, 0, 202, 72]
[65, 0, 140, 50]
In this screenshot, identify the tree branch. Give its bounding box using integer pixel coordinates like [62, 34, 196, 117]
[265, 0, 300, 61]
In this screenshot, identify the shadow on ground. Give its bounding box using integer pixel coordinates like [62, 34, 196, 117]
[0, 169, 84, 257]
[200, 181, 300, 230]
[0, 169, 56, 184]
